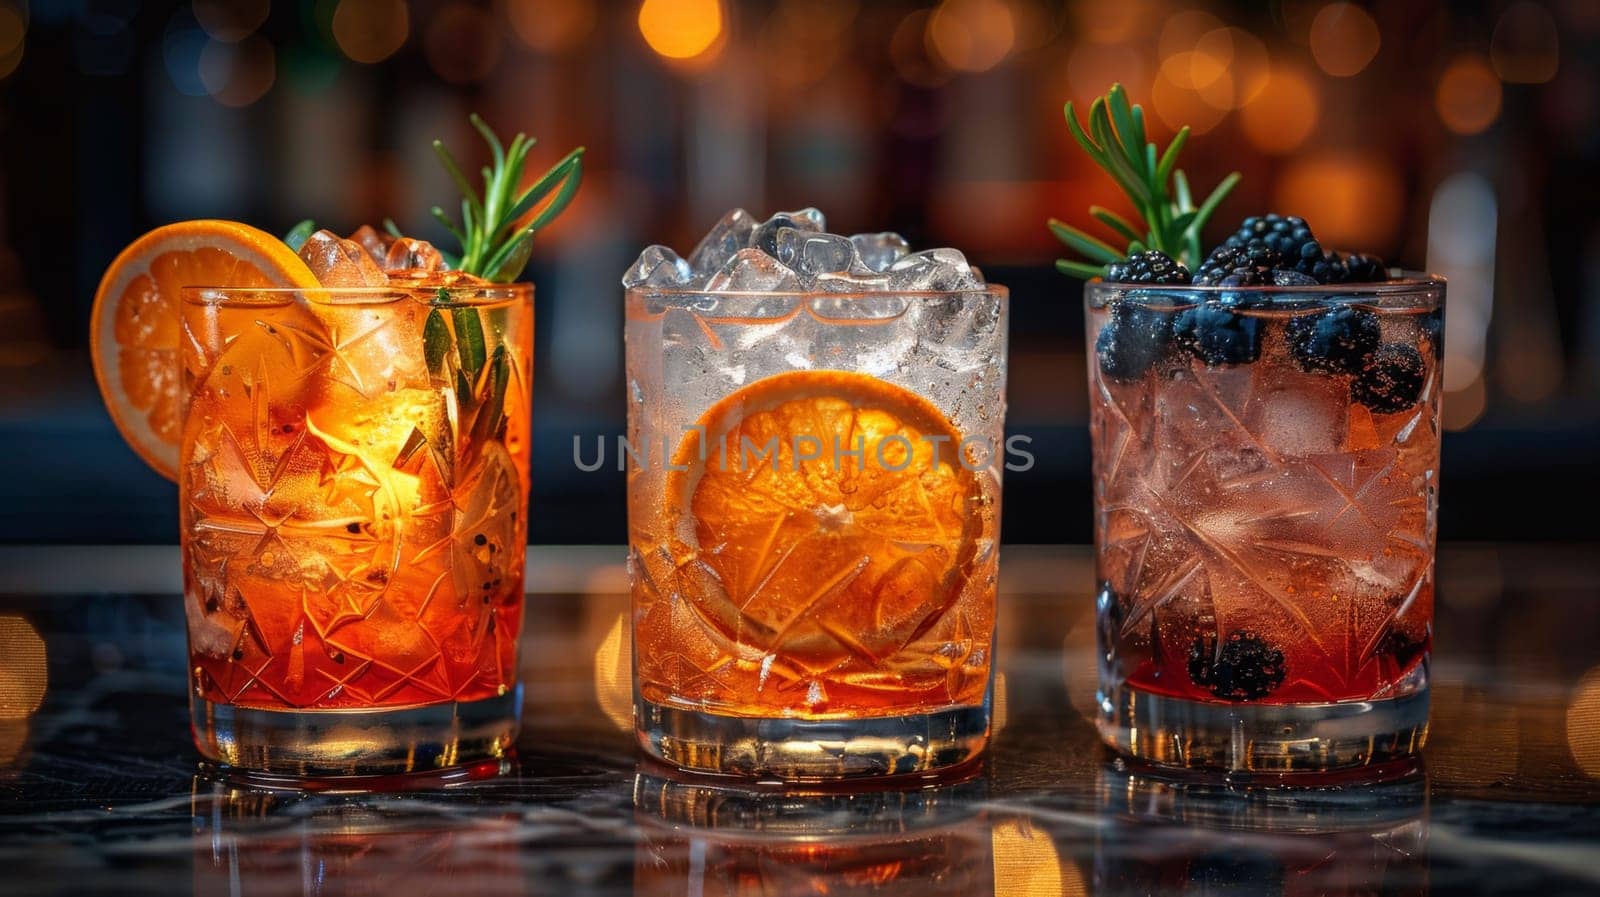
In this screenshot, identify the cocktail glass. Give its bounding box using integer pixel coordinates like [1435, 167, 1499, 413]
[1086, 276, 1444, 773]
[180, 284, 532, 776]
[626, 285, 1009, 779]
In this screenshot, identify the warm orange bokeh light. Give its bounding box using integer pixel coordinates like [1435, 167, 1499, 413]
[0, 616, 46, 721]
[1275, 152, 1402, 248]
[1309, 2, 1380, 77]
[1151, 69, 1225, 135]
[505, 0, 596, 54]
[638, 0, 724, 62]
[1241, 66, 1320, 154]
[0, 5, 22, 57]
[991, 819, 1066, 897]
[927, 0, 1016, 73]
[1437, 55, 1503, 135]
[332, 0, 410, 64]
[890, 9, 949, 88]
[1567, 668, 1600, 779]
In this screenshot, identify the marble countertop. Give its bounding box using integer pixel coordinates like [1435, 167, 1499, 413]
[2, 544, 1598, 896]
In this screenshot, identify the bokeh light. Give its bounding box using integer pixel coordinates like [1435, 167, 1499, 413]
[1156, 9, 1221, 88]
[198, 34, 275, 107]
[162, 16, 209, 96]
[0, 4, 23, 58]
[1427, 171, 1497, 399]
[191, 0, 268, 43]
[1491, 1, 1559, 84]
[889, 9, 950, 88]
[332, 0, 409, 65]
[1309, 2, 1380, 77]
[762, 0, 858, 92]
[992, 818, 1067, 897]
[1074, 0, 1156, 46]
[1066, 42, 1150, 108]
[1151, 67, 1225, 135]
[927, 0, 1015, 74]
[1275, 152, 1402, 248]
[505, 0, 595, 54]
[638, 0, 724, 62]
[1567, 667, 1600, 779]
[1437, 54, 1503, 135]
[1193, 27, 1269, 110]
[1241, 65, 1320, 154]
[424, 4, 501, 85]
[593, 613, 631, 733]
[0, 616, 46, 721]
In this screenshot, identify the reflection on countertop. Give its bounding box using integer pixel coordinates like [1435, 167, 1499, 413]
[1, 544, 1599, 895]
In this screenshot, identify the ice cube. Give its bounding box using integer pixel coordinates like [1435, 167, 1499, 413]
[850, 232, 911, 272]
[812, 271, 893, 293]
[1250, 382, 1349, 457]
[383, 237, 444, 273]
[687, 208, 756, 274]
[703, 247, 802, 292]
[623, 244, 694, 288]
[300, 230, 388, 287]
[887, 248, 985, 291]
[349, 224, 395, 264]
[773, 228, 859, 277]
[751, 208, 826, 256]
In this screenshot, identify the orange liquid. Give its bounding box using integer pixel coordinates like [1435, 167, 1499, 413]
[180, 293, 531, 710]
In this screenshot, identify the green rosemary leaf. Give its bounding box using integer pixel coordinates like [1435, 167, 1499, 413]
[523, 149, 585, 235]
[1090, 101, 1150, 205]
[432, 141, 481, 216]
[470, 114, 506, 172]
[1049, 219, 1123, 264]
[383, 218, 404, 238]
[430, 206, 466, 244]
[1063, 102, 1107, 165]
[456, 368, 474, 407]
[483, 345, 509, 440]
[1164, 209, 1200, 252]
[1190, 171, 1241, 235]
[1056, 259, 1107, 279]
[1173, 170, 1194, 211]
[1090, 207, 1143, 245]
[423, 309, 450, 378]
[1107, 85, 1146, 179]
[483, 231, 533, 283]
[283, 219, 316, 251]
[452, 306, 486, 380]
[1155, 127, 1189, 187]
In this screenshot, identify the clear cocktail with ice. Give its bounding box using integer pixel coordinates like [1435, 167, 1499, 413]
[624, 209, 1009, 779]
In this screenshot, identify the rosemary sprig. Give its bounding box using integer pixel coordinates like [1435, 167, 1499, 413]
[428, 114, 585, 283]
[1049, 84, 1240, 278]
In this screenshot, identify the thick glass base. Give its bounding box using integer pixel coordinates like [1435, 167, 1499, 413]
[635, 696, 989, 781]
[191, 687, 521, 778]
[1096, 680, 1428, 775]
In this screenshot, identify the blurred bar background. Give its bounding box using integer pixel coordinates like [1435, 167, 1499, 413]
[0, 0, 1594, 544]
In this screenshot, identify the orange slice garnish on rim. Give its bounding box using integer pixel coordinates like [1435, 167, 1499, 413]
[89, 220, 321, 480]
[665, 370, 990, 676]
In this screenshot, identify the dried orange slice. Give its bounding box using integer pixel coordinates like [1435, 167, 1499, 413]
[89, 220, 321, 480]
[665, 370, 990, 676]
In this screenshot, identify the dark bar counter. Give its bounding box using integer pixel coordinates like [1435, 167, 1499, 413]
[1, 544, 1598, 895]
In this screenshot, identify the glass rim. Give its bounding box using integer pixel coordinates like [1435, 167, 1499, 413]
[180, 283, 533, 309]
[624, 283, 1010, 301]
[1085, 271, 1443, 296]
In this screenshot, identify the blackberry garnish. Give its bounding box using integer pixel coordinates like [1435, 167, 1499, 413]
[1341, 252, 1389, 283]
[1096, 300, 1175, 381]
[1352, 343, 1426, 413]
[1104, 249, 1191, 285]
[1174, 304, 1262, 365]
[1286, 305, 1381, 374]
[1379, 628, 1428, 670]
[1194, 245, 1275, 287]
[1187, 630, 1286, 701]
[1222, 214, 1324, 274]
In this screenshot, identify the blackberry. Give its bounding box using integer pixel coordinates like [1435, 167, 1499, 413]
[1286, 305, 1381, 374]
[1195, 245, 1278, 286]
[1272, 269, 1319, 287]
[1352, 343, 1426, 413]
[1341, 252, 1389, 283]
[1379, 627, 1428, 670]
[1187, 630, 1286, 701]
[1222, 214, 1324, 274]
[1104, 250, 1191, 285]
[1174, 304, 1262, 366]
[1096, 300, 1175, 381]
